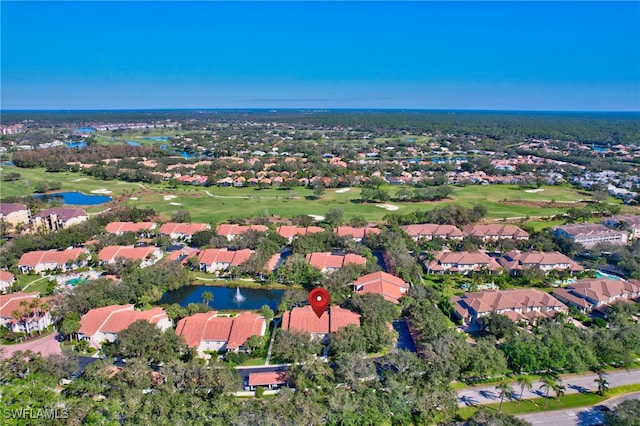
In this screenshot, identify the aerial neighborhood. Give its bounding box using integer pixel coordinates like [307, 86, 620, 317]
[0, 110, 639, 424]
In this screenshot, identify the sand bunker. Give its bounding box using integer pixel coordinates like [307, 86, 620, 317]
[163, 195, 178, 200]
[72, 178, 88, 182]
[169, 202, 182, 206]
[524, 188, 545, 193]
[335, 188, 351, 194]
[376, 204, 399, 211]
[129, 197, 139, 201]
[91, 188, 113, 194]
[308, 215, 325, 221]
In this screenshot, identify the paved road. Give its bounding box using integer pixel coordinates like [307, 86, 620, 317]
[518, 392, 640, 426]
[457, 369, 640, 407]
[0, 332, 62, 359]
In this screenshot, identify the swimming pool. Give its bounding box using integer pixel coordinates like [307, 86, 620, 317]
[595, 271, 622, 281]
[66, 278, 87, 286]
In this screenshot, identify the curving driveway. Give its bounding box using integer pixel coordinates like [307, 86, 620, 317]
[0, 332, 62, 359]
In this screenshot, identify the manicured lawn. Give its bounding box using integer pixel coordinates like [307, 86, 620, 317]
[2, 166, 632, 223]
[0, 166, 142, 200]
[15, 274, 51, 294]
[238, 357, 267, 367]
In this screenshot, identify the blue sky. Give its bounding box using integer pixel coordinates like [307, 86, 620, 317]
[1, 1, 639, 111]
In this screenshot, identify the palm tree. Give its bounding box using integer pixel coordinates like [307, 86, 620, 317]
[516, 375, 534, 405]
[201, 291, 214, 307]
[594, 370, 609, 396]
[539, 373, 565, 409]
[496, 379, 514, 413]
[19, 300, 32, 336]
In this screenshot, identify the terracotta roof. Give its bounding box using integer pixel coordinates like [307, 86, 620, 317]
[33, 207, 87, 222]
[0, 270, 15, 282]
[0, 292, 41, 319]
[264, 253, 282, 272]
[400, 224, 463, 239]
[0, 203, 28, 216]
[158, 222, 211, 236]
[215, 224, 268, 237]
[175, 311, 265, 349]
[566, 278, 640, 303]
[227, 312, 266, 349]
[333, 226, 381, 239]
[276, 226, 324, 239]
[427, 251, 502, 271]
[164, 246, 199, 263]
[553, 288, 591, 308]
[498, 251, 583, 272]
[452, 289, 566, 321]
[105, 222, 156, 234]
[197, 248, 254, 267]
[305, 252, 367, 270]
[352, 271, 409, 304]
[282, 305, 360, 334]
[78, 304, 135, 336]
[462, 224, 529, 239]
[78, 304, 168, 336]
[553, 223, 621, 238]
[98, 246, 160, 263]
[248, 371, 286, 387]
[18, 248, 88, 268]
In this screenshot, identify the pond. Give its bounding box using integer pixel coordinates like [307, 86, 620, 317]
[34, 191, 113, 205]
[160, 285, 285, 311]
[142, 136, 169, 141]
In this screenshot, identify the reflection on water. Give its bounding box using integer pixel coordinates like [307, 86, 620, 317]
[160, 285, 284, 310]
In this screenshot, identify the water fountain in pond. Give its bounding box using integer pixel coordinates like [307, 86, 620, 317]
[233, 287, 246, 303]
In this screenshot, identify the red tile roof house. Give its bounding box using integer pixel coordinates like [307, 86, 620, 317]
[104, 221, 157, 236]
[31, 207, 88, 232]
[400, 224, 464, 241]
[0, 202, 31, 231]
[0, 270, 16, 293]
[197, 248, 254, 273]
[216, 224, 268, 241]
[281, 305, 361, 341]
[0, 292, 53, 334]
[18, 248, 90, 274]
[175, 311, 266, 358]
[553, 278, 640, 314]
[158, 222, 211, 241]
[246, 371, 287, 391]
[98, 246, 164, 268]
[352, 271, 410, 304]
[276, 225, 324, 243]
[451, 289, 568, 327]
[462, 224, 530, 241]
[77, 304, 172, 349]
[425, 251, 502, 274]
[498, 251, 584, 275]
[305, 252, 367, 273]
[333, 226, 381, 242]
[552, 223, 628, 249]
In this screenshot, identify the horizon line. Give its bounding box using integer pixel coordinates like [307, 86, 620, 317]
[2, 107, 639, 114]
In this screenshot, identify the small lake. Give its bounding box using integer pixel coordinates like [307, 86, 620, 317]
[142, 136, 169, 141]
[34, 191, 113, 205]
[126, 141, 141, 146]
[160, 285, 285, 311]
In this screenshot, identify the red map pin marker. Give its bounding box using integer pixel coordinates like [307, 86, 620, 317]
[308, 288, 330, 319]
